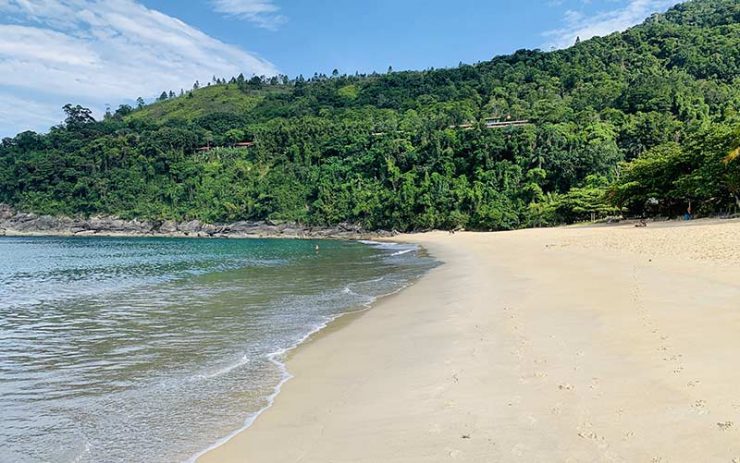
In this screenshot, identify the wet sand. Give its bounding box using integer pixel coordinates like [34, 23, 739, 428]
[199, 219, 740, 462]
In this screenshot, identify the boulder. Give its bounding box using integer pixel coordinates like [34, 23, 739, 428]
[159, 220, 178, 233]
[179, 220, 204, 233]
[0, 204, 14, 220]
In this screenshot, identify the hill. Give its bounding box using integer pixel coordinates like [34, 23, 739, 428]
[126, 84, 270, 124]
[1, 0, 738, 230]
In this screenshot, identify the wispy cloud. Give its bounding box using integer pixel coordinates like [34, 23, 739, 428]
[211, 0, 285, 30]
[543, 0, 682, 49]
[0, 0, 278, 136]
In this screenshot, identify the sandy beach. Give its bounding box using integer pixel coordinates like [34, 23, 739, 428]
[199, 219, 740, 463]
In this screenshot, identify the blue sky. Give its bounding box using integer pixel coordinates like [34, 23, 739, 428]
[0, 0, 681, 136]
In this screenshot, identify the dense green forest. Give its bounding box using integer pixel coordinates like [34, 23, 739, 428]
[1, 0, 738, 231]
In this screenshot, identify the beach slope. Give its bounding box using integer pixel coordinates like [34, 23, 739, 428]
[199, 220, 740, 462]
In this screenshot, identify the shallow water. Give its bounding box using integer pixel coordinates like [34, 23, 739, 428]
[0, 236, 435, 463]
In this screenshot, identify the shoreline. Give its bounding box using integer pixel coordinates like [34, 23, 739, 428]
[185, 311, 356, 463]
[198, 218, 740, 462]
[0, 229, 384, 241]
[0, 205, 394, 241]
[188, 257, 432, 463]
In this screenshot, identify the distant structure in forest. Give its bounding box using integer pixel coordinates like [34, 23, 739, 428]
[484, 118, 531, 129]
[450, 117, 532, 130]
[197, 141, 255, 152]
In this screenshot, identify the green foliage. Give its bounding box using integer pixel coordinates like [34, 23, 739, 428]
[553, 175, 622, 223]
[612, 124, 740, 215]
[1, 0, 739, 229]
[126, 85, 267, 124]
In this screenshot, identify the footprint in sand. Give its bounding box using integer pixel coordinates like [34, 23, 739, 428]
[717, 421, 734, 431]
[576, 426, 608, 447]
[558, 383, 574, 391]
[577, 431, 599, 440]
[692, 400, 709, 416]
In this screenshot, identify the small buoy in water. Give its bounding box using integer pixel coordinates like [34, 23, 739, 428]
[315, 244, 320, 252]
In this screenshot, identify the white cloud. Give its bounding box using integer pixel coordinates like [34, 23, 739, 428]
[543, 0, 682, 49]
[0, 0, 279, 136]
[211, 0, 285, 30]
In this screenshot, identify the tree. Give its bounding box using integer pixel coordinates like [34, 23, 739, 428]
[721, 130, 740, 209]
[62, 104, 95, 127]
[115, 104, 133, 117]
[611, 142, 685, 215]
[136, 97, 145, 108]
[248, 76, 262, 89]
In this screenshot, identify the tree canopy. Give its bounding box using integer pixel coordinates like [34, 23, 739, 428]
[1, 0, 738, 230]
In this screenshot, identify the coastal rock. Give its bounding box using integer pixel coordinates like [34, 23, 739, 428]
[179, 220, 204, 233]
[0, 204, 374, 241]
[38, 217, 61, 231]
[336, 222, 364, 235]
[158, 220, 178, 233]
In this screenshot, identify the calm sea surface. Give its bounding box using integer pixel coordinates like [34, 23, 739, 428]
[0, 236, 435, 463]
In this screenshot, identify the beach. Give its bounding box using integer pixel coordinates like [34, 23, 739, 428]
[199, 219, 740, 462]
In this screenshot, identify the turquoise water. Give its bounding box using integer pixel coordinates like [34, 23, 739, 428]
[0, 236, 435, 463]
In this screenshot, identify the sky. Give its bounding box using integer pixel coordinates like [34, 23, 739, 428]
[0, 0, 682, 137]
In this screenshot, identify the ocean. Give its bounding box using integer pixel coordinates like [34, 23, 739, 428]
[0, 236, 435, 463]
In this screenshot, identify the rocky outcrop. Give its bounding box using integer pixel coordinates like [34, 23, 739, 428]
[0, 204, 395, 240]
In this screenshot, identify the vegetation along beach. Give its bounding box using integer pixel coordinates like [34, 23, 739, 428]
[0, 0, 739, 462]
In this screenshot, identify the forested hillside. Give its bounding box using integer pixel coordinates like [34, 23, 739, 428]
[1, 0, 738, 231]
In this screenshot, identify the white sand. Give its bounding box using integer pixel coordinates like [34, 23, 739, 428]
[199, 219, 740, 462]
